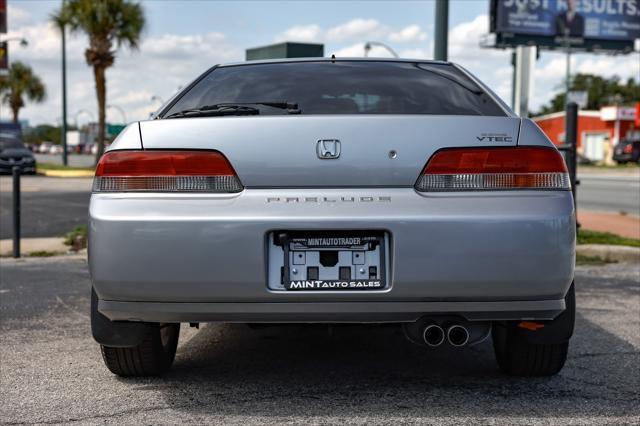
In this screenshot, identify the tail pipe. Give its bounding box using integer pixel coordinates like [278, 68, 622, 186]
[447, 324, 470, 347]
[423, 324, 446, 347]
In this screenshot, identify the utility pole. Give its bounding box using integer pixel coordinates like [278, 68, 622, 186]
[60, 1, 68, 166]
[513, 46, 535, 117]
[434, 0, 449, 61]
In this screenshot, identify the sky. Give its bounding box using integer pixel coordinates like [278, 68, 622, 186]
[2, 0, 639, 126]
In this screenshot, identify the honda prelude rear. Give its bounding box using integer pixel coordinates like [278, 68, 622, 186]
[89, 59, 575, 377]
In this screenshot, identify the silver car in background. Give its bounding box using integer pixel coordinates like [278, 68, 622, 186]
[89, 59, 575, 377]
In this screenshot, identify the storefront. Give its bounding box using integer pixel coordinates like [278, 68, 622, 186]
[533, 105, 639, 164]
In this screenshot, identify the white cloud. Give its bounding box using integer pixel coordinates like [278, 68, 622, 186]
[275, 24, 321, 43]
[326, 18, 385, 42]
[389, 25, 427, 43]
[7, 5, 32, 27]
[399, 48, 430, 59]
[277, 19, 428, 46]
[1, 18, 242, 125]
[330, 43, 396, 58]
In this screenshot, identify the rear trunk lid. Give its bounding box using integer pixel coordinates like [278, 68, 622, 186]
[139, 115, 520, 187]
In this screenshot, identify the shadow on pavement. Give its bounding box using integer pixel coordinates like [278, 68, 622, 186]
[139, 310, 638, 419]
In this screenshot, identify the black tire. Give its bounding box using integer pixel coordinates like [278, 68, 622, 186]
[492, 326, 569, 376]
[100, 323, 180, 377]
[493, 284, 574, 376]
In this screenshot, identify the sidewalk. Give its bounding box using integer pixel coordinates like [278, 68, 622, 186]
[0, 237, 68, 257]
[578, 210, 640, 239]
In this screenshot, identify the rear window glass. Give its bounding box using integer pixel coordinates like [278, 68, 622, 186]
[163, 61, 506, 117]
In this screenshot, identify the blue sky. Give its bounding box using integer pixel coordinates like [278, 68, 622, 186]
[2, 0, 638, 125]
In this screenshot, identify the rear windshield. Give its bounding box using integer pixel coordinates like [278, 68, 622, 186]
[163, 61, 506, 117]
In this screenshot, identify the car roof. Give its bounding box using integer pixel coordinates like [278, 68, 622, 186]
[217, 57, 453, 68]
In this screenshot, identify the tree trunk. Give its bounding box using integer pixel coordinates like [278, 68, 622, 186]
[11, 106, 19, 123]
[94, 65, 107, 165]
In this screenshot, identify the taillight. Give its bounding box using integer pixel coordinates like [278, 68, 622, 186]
[93, 150, 243, 193]
[623, 144, 633, 154]
[415, 146, 570, 192]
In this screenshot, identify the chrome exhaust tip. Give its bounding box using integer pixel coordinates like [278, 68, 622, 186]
[447, 325, 470, 347]
[423, 324, 445, 347]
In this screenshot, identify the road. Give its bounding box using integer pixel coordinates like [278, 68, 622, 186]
[0, 257, 638, 424]
[34, 153, 96, 168]
[578, 172, 640, 215]
[0, 170, 638, 240]
[0, 176, 91, 239]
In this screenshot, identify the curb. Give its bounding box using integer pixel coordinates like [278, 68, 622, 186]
[38, 169, 95, 178]
[577, 244, 640, 264]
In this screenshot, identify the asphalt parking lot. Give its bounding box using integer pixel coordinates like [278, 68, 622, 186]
[0, 257, 638, 425]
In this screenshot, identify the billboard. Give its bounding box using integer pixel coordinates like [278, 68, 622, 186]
[490, 0, 640, 52]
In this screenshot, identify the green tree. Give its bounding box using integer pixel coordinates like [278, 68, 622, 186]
[535, 74, 640, 116]
[53, 0, 145, 162]
[0, 61, 46, 122]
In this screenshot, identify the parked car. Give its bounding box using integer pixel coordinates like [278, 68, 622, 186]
[49, 145, 64, 154]
[38, 142, 53, 153]
[90, 59, 575, 378]
[0, 133, 37, 174]
[613, 139, 640, 164]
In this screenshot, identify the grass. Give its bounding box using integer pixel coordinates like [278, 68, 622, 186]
[36, 163, 94, 172]
[575, 253, 616, 266]
[578, 164, 640, 171]
[0, 250, 64, 258]
[64, 224, 88, 247]
[578, 230, 640, 248]
[28, 250, 63, 257]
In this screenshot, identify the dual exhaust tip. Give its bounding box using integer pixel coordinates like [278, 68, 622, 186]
[423, 324, 469, 347]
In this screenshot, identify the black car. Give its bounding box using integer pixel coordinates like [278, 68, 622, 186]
[613, 139, 640, 164]
[0, 132, 37, 174]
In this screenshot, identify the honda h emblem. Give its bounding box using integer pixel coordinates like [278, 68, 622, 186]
[316, 139, 341, 159]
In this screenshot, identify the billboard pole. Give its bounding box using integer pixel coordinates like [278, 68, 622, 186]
[60, 13, 68, 166]
[434, 0, 448, 61]
[564, 35, 571, 108]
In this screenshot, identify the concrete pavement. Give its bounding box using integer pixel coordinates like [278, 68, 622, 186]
[0, 176, 91, 239]
[1, 256, 638, 424]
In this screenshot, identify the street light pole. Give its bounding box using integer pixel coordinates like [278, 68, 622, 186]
[363, 41, 399, 58]
[107, 104, 127, 124]
[60, 14, 68, 166]
[434, 0, 449, 61]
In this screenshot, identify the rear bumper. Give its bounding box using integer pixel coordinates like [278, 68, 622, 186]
[99, 299, 566, 323]
[89, 188, 575, 322]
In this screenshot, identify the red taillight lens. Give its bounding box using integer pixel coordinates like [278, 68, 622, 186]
[415, 147, 570, 191]
[93, 150, 243, 192]
[623, 144, 633, 154]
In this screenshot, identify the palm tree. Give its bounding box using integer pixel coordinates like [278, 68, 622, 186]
[0, 61, 46, 123]
[53, 0, 145, 161]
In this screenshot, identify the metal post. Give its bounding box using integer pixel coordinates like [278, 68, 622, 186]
[565, 102, 579, 217]
[564, 36, 571, 108]
[434, 0, 448, 61]
[61, 16, 68, 166]
[510, 50, 517, 109]
[12, 166, 21, 258]
[513, 46, 534, 117]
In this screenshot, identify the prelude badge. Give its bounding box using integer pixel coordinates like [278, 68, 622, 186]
[317, 139, 341, 159]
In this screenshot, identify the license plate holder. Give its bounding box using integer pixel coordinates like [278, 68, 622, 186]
[276, 231, 386, 291]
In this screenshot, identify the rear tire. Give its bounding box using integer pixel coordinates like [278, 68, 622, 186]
[492, 327, 568, 376]
[100, 323, 180, 377]
[493, 283, 574, 376]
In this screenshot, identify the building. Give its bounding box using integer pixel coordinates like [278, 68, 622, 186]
[533, 104, 639, 163]
[246, 42, 324, 61]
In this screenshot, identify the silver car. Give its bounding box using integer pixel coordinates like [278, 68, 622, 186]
[89, 58, 575, 377]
